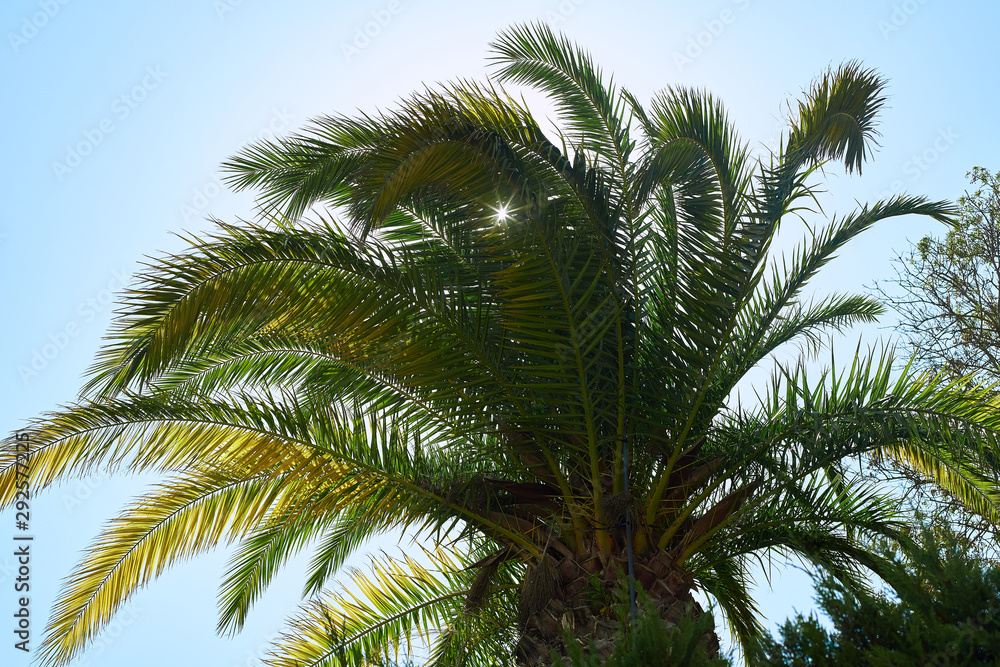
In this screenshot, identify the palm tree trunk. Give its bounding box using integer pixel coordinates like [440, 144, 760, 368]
[514, 550, 720, 665]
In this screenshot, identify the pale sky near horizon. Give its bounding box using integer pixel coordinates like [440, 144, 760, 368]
[2, 1, 999, 665]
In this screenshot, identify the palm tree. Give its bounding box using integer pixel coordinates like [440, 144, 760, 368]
[4, 23, 1000, 667]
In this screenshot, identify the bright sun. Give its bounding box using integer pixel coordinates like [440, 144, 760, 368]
[495, 205, 509, 222]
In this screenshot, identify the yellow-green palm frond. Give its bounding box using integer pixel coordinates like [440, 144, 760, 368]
[38, 468, 292, 666]
[213, 409, 562, 638]
[873, 441, 1000, 525]
[215, 449, 509, 635]
[217, 499, 334, 636]
[261, 548, 513, 667]
[0, 395, 316, 508]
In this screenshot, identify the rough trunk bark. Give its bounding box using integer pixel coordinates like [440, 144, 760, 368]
[514, 549, 720, 666]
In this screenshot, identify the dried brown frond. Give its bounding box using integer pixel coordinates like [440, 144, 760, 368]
[517, 556, 557, 625]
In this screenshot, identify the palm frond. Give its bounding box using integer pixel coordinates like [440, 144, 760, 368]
[38, 470, 288, 666]
[261, 549, 491, 667]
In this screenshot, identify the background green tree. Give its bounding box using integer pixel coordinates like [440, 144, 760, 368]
[870, 167, 1000, 556]
[877, 167, 1000, 384]
[757, 518, 1000, 666]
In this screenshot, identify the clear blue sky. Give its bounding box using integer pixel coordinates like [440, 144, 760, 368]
[2, 1, 998, 665]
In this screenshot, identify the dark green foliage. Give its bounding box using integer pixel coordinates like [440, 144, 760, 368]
[756, 520, 1000, 666]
